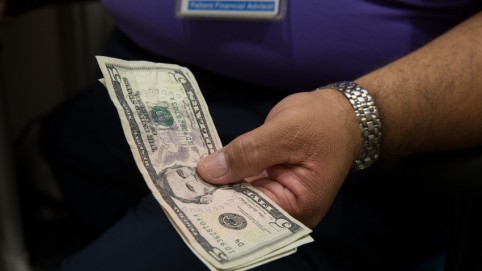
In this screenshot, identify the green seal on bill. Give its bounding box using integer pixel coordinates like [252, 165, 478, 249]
[151, 106, 174, 126]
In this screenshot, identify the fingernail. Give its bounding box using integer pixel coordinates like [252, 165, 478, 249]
[201, 151, 229, 179]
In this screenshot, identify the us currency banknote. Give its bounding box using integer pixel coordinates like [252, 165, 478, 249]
[96, 56, 313, 271]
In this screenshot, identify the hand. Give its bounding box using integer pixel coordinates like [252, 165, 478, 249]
[197, 89, 361, 228]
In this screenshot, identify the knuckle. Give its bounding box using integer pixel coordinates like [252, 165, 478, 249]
[229, 135, 262, 176]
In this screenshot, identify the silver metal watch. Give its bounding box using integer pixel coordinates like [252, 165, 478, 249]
[322, 81, 382, 171]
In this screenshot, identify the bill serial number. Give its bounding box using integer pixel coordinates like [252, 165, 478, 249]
[194, 214, 236, 255]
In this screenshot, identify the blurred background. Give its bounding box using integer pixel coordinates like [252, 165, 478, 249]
[0, 2, 112, 270]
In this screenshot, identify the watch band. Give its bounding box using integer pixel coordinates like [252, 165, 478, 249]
[321, 81, 382, 171]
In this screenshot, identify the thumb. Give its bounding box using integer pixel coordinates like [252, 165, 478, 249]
[197, 124, 292, 184]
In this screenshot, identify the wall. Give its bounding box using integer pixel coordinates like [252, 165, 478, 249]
[0, 3, 113, 270]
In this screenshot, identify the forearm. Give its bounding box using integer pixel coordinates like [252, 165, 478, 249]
[356, 11, 482, 157]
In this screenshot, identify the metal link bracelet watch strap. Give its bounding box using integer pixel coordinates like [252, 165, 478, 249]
[321, 81, 382, 171]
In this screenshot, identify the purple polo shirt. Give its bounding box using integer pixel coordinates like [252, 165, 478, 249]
[101, 1, 480, 91]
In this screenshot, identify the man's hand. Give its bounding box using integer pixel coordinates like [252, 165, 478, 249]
[199, 10, 482, 228]
[197, 90, 360, 228]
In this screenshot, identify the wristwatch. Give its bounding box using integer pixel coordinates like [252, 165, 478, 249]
[321, 81, 382, 171]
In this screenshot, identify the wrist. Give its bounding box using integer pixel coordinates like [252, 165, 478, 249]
[312, 89, 362, 172]
[319, 82, 382, 171]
